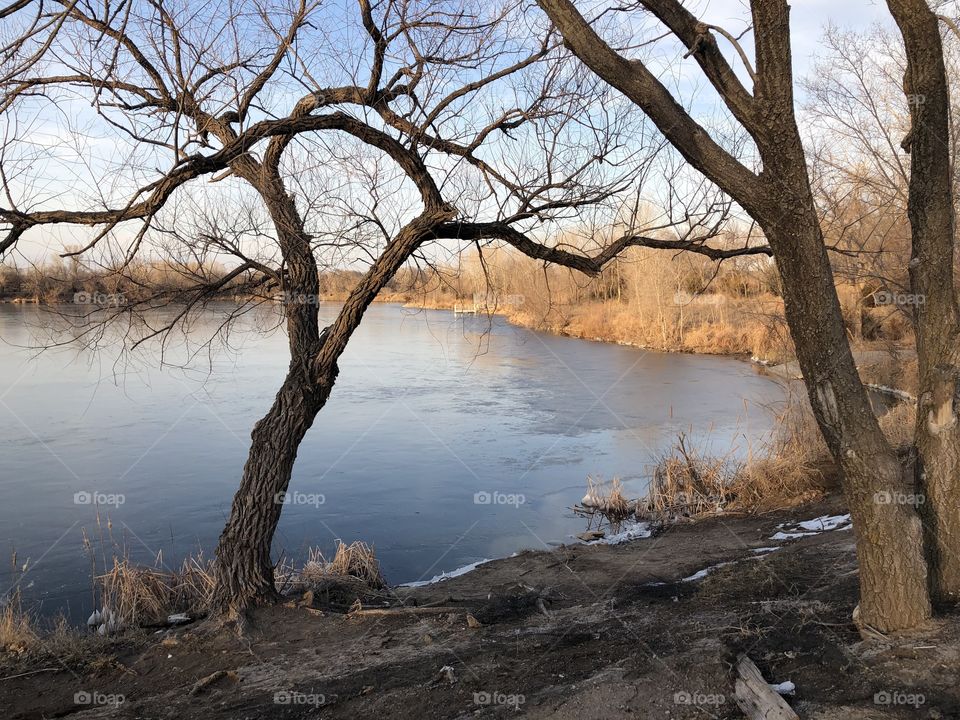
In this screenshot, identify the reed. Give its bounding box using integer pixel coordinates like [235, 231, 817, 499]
[300, 541, 387, 590]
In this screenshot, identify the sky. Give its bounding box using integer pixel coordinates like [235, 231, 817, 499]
[1, 0, 906, 263]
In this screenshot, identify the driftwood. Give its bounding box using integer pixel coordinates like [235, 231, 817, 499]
[733, 655, 798, 720]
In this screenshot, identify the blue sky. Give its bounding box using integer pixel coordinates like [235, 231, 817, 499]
[3, 0, 902, 262]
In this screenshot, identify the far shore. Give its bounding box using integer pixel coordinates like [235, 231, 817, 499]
[1, 294, 919, 402]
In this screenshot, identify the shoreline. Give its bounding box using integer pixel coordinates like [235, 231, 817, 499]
[5, 494, 960, 719]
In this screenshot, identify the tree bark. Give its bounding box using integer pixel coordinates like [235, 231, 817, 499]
[209, 152, 455, 616]
[210, 364, 331, 615]
[210, 160, 329, 616]
[886, 0, 960, 603]
[536, 0, 932, 630]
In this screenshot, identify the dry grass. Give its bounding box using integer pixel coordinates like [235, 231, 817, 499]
[1, 553, 37, 655]
[95, 554, 215, 628]
[645, 434, 739, 520]
[878, 401, 917, 450]
[578, 476, 635, 531]
[644, 397, 829, 520]
[730, 394, 830, 511]
[0, 590, 35, 656]
[299, 541, 387, 590]
[859, 352, 919, 397]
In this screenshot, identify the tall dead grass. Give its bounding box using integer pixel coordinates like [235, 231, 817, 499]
[644, 395, 829, 520]
[95, 554, 215, 628]
[299, 541, 387, 590]
[878, 401, 917, 450]
[0, 592, 34, 655]
[578, 477, 635, 531]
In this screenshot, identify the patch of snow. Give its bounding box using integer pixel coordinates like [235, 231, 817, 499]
[770, 513, 852, 540]
[770, 531, 820, 541]
[796, 514, 851, 532]
[770, 680, 795, 695]
[399, 559, 492, 588]
[585, 521, 653, 545]
[866, 383, 916, 403]
[681, 561, 732, 583]
[751, 546, 780, 554]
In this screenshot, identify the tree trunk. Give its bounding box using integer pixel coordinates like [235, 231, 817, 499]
[761, 204, 931, 632]
[750, 20, 931, 625]
[886, 0, 960, 603]
[210, 365, 331, 615]
[209, 172, 454, 616]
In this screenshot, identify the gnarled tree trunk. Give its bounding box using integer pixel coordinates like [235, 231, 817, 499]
[210, 363, 332, 614]
[210, 152, 455, 616]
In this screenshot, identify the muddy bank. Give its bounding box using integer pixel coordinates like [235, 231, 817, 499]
[3, 495, 958, 719]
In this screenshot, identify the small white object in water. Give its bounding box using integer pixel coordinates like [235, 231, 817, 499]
[581, 493, 601, 508]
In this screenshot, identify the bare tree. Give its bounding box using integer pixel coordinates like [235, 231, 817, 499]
[536, 0, 934, 630]
[0, 0, 733, 619]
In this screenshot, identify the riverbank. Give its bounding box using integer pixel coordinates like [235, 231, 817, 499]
[3, 493, 959, 719]
[0, 290, 918, 398]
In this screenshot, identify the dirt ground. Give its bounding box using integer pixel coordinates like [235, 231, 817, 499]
[3, 496, 958, 719]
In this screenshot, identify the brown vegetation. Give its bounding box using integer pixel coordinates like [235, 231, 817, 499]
[644, 396, 830, 521]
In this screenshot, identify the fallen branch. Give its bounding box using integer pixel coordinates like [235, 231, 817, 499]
[734, 655, 798, 720]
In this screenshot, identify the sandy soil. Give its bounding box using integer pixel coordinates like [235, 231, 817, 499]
[3, 497, 958, 720]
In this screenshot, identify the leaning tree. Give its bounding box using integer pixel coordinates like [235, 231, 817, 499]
[0, 0, 740, 619]
[534, 0, 960, 631]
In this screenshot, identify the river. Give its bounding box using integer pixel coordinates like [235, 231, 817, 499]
[0, 302, 785, 620]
